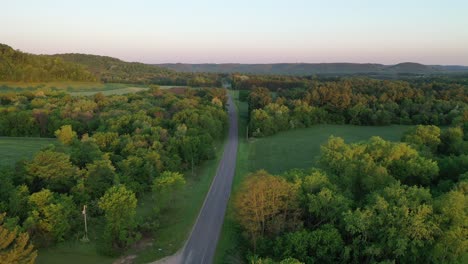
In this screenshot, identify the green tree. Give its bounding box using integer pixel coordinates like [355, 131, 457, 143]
[70, 136, 103, 168]
[84, 156, 117, 199]
[26, 150, 78, 193]
[248, 87, 272, 111]
[402, 125, 441, 154]
[438, 126, 466, 155]
[432, 188, 468, 263]
[98, 185, 138, 251]
[270, 225, 345, 264]
[23, 189, 75, 246]
[298, 171, 351, 227]
[250, 109, 275, 137]
[152, 171, 185, 210]
[264, 103, 290, 132]
[344, 184, 438, 263]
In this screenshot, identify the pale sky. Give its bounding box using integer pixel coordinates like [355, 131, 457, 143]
[1, 0, 468, 65]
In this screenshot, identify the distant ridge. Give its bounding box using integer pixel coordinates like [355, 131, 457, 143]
[55, 53, 174, 83]
[158, 62, 468, 76]
[2, 43, 468, 80]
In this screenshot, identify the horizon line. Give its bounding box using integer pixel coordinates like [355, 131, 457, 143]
[4, 43, 468, 67]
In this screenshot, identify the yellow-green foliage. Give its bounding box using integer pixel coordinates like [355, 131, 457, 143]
[0, 213, 37, 264]
[54, 125, 77, 145]
[98, 185, 138, 249]
[0, 44, 96, 82]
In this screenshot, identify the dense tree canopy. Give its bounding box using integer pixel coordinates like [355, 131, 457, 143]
[0, 87, 228, 256]
[236, 133, 467, 263]
[237, 76, 467, 137]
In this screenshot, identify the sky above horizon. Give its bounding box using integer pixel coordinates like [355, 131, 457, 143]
[2, 0, 468, 65]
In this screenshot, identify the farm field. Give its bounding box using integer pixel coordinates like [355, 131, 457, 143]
[0, 81, 118, 91]
[0, 81, 197, 96]
[248, 124, 411, 174]
[0, 137, 57, 167]
[68, 86, 148, 96]
[68, 85, 192, 96]
[214, 91, 413, 263]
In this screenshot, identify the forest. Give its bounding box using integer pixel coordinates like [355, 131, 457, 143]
[0, 44, 96, 82]
[0, 86, 228, 261]
[234, 125, 467, 263]
[223, 75, 468, 263]
[0, 44, 223, 86]
[242, 77, 467, 137]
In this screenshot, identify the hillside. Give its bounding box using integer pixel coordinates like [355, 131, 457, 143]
[158, 62, 468, 76]
[56, 53, 175, 83]
[0, 43, 220, 86]
[0, 44, 96, 82]
[385, 62, 440, 74]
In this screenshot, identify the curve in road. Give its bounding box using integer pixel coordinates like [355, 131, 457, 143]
[181, 94, 238, 264]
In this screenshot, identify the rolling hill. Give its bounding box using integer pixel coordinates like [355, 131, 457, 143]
[158, 62, 468, 76]
[0, 44, 96, 82]
[2, 43, 467, 82]
[55, 53, 174, 83]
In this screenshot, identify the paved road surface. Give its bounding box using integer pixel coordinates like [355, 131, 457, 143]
[180, 94, 238, 264]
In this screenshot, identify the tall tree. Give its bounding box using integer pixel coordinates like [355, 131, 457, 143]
[54, 125, 77, 145]
[98, 185, 138, 251]
[152, 171, 185, 210]
[235, 170, 300, 251]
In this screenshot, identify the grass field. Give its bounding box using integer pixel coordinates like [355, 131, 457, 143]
[0, 137, 57, 167]
[68, 86, 149, 96]
[0, 81, 114, 91]
[68, 85, 191, 96]
[0, 81, 193, 96]
[214, 90, 412, 263]
[248, 124, 411, 175]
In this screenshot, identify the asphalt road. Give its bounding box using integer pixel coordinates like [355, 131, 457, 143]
[180, 94, 239, 264]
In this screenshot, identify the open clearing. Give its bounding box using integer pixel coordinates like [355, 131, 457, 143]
[0, 137, 56, 167]
[69, 86, 149, 96]
[214, 91, 412, 263]
[249, 124, 411, 174]
[68, 85, 190, 96]
[0, 81, 190, 96]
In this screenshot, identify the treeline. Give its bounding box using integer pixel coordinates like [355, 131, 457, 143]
[57, 53, 223, 86]
[0, 43, 223, 86]
[0, 44, 96, 82]
[231, 73, 468, 90]
[243, 77, 467, 137]
[0, 87, 228, 256]
[235, 125, 467, 263]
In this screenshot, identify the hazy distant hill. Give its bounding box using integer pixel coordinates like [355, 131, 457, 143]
[0, 44, 96, 82]
[158, 62, 468, 76]
[56, 53, 174, 83]
[385, 62, 440, 74]
[2, 43, 467, 83]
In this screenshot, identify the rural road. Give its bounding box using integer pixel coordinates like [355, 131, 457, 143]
[180, 94, 238, 264]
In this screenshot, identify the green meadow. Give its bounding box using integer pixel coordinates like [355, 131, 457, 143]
[0, 81, 190, 95]
[0, 137, 57, 167]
